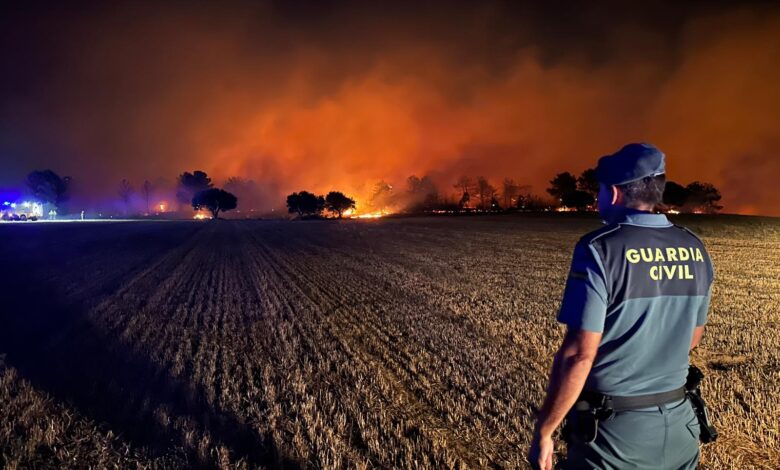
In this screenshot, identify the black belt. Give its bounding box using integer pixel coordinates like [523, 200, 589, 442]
[580, 387, 686, 412]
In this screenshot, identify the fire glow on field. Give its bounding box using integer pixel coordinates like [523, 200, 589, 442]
[193, 213, 210, 220]
[350, 211, 387, 219]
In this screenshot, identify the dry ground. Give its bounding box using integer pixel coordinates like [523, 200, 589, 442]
[0, 214, 778, 469]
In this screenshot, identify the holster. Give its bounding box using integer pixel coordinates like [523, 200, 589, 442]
[685, 365, 719, 443]
[562, 392, 613, 444]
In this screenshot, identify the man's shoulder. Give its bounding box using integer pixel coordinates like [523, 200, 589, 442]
[577, 223, 623, 247]
[670, 223, 707, 246]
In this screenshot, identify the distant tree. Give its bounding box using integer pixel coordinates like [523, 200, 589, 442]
[406, 175, 438, 212]
[685, 181, 723, 214]
[224, 177, 260, 211]
[453, 175, 474, 194]
[489, 196, 501, 210]
[577, 168, 600, 199]
[142, 180, 153, 214]
[118, 179, 135, 214]
[474, 176, 497, 210]
[26, 170, 71, 210]
[368, 181, 395, 211]
[453, 176, 475, 209]
[547, 172, 578, 202]
[502, 178, 520, 208]
[562, 190, 595, 210]
[325, 191, 356, 218]
[191, 188, 237, 219]
[176, 170, 212, 208]
[286, 191, 325, 218]
[518, 193, 551, 211]
[663, 181, 690, 210]
[458, 191, 471, 209]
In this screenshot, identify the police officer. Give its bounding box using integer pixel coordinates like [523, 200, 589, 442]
[528, 143, 714, 469]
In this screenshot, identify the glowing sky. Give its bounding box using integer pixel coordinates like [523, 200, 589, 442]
[1, 1, 778, 214]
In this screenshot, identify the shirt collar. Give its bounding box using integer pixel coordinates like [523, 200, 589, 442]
[605, 206, 672, 227]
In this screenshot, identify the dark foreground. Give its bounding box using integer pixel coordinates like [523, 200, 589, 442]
[1, 214, 778, 469]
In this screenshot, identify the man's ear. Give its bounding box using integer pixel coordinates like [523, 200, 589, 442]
[611, 185, 621, 205]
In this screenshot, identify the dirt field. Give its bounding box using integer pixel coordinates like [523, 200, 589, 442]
[1, 214, 778, 469]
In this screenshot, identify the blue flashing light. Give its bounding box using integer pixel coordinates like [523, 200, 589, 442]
[2, 201, 9, 206]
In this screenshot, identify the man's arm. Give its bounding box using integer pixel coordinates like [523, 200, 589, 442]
[690, 325, 704, 350]
[535, 328, 601, 438]
[528, 239, 607, 469]
[528, 328, 601, 470]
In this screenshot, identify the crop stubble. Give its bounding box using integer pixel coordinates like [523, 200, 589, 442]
[0, 215, 778, 469]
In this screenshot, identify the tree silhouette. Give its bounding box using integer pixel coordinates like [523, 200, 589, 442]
[453, 176, 475, 209]
[406, 175, 438, 212]
[368, 181, 395, 211]
[474, 176, 497, 210]
[547, 172, 578, 203]
[191, 188, 237, 219]
[176, 171, 212, 209]
[685, 182, 723, 213]
[562, 190, 595, 210]
[286, 191, 325, 218]
[142, 180, 153, 214]
[224, 177, 260, 212]
[118, 179, 135, 214]
[502, 178, 520, 208]
[26, 170, 71, 210]
[663, 181, 690, 210]
[577, 168, 599, 198]
[458, 192, 471, 209]
[325, 191, 356, 218]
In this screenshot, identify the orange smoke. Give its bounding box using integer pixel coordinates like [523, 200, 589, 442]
[3, 3, 778, 215]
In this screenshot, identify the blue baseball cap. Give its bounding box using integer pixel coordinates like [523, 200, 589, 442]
[596, 143, 666, 186]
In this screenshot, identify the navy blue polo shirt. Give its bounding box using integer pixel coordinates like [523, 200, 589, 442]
[557, 208, 715, 395]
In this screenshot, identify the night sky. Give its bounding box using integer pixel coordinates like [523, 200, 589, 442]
[1, 0, 778, 215]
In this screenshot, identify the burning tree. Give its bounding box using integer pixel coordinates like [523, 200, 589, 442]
[191, 188, 237, 219]
[325, 191, 356, 218]
[368, 181, 396, 212]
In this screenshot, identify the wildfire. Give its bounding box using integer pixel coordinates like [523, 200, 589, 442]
[193, 213, 210, 220]
[350, 212, 386, 219]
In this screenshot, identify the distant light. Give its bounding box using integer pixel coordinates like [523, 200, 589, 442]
[2, 201, 9, 206]
[10, 203, 16, 208]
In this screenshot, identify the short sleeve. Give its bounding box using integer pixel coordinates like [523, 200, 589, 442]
[557, 240, 609, 333]
[697, 279, 713, 327]
[697, 248, 715, 326]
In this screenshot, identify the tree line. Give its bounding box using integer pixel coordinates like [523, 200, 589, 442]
[15, 166, 723, 219]
[545, 169, 723, 213]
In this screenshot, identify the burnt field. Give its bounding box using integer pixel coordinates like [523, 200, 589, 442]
[1, 214, 778, 469]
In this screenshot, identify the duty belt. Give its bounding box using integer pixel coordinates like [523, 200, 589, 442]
[580, 387, 686, 412]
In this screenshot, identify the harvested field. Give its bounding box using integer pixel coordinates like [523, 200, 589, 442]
[1, 214, 778, 469]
